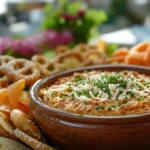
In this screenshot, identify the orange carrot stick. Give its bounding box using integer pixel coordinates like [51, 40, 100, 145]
[124, 53, 144, 65]
[130, 42, 149, 53]
[112, 48, 129, 57]
[144, 44, 150, 66]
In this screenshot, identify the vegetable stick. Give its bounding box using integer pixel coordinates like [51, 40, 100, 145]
[124, 53, 144, 65]
[130, 42, 149, 53]
[144, 44, 150, 66]
[112, 48, 129, 57]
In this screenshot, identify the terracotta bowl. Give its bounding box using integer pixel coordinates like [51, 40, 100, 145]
[30, 65, 150, 150]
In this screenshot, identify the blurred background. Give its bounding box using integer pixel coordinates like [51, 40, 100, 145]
[0, 0, 150, 46]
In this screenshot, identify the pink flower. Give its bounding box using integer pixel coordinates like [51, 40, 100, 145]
[43, 30, 61, 48]
[62, 13, 78, 21]
[77, 10, 85, 18]
[12, 39, 41, 57]
[28, 33, 47, 47]
[0, 37, 12, 54]
[61, 30, 74, 45]
[43, 30, 74, 48]
[0, 29, 74, 57]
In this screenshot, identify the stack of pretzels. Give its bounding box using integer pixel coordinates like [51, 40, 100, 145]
[0, 43, 108, 89]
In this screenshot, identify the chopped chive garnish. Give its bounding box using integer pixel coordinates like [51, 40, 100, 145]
[95, 105, 104, 110]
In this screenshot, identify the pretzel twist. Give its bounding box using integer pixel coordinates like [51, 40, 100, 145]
[3, 59, 40, 85]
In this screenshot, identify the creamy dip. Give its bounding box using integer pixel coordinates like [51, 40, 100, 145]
[40, 71, 150, 116]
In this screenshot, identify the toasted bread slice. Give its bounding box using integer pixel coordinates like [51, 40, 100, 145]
[14, 129, 55, 150]
[0, 137, 31, 150]
[10, 109, 46, 143]
[0, 112, 16, 140]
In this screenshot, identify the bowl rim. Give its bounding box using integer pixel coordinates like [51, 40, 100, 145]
[30, 64, 150, 120]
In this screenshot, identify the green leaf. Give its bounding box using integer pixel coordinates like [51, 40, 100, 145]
[12, 34, 26, 39]
[66, 1, 82, 14]
[106, 44, 118, 57]
[59, 17, 66, 25]
[43, 49, 56, 59]
[42, 18, 57, 30]
[89, 27, 99, 39]
[59, 0, 68, 7]
[44, 4, 52, 14]
[96, 11, 108, 23]
[76, 19, 82, 26]
[86, 9, 107, 25]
